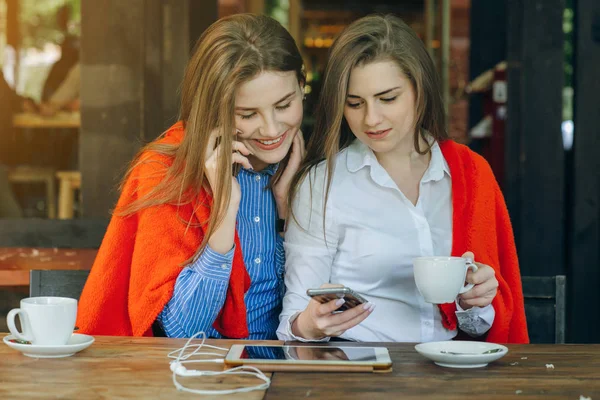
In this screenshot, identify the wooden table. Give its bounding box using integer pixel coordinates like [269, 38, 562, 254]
[268, 342, 600, 399]
[12, 112, 81, 129]
[0, 247, 96, 286]
[1, 335, 273, 400]
[1, 335, 599, 399]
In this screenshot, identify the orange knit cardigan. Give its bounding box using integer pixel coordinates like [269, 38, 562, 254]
[77, 121, 528, 343]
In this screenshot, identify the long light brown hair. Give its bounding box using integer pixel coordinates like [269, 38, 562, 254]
[289, 14, 447, 227]
[117, 14, 304, 261]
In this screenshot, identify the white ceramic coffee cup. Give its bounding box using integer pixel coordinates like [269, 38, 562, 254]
[413, 256, 478, 304]
[7, 297, 77, 345]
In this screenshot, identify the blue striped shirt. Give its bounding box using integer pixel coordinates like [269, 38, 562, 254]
[158, 165, 285, 339]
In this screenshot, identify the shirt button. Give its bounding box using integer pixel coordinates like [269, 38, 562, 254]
[254, 216, 260, 223]
[220, 264, 228, 270]
[255, 175, 261, 181]
[254, 257, 261, 264]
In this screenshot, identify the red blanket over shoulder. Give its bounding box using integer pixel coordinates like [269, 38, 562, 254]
[77, 121, 251, 338]
[78, 122, 528, 343]
[439, 139, 528, 343]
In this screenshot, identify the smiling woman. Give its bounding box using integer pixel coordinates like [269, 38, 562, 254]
[75, 14, 306, 340]
[279, 14, 528, 345]
[234, 71, 304, 171]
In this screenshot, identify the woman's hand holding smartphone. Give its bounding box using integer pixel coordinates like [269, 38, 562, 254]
[306, 286, 368, 311]
[291, 284, 376, 340]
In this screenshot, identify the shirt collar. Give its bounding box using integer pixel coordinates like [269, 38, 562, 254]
[422, 140, 451, 183]
[345, 137, 451, 182]
[241, 163, 279, 177]
[346, 139, 375, 173]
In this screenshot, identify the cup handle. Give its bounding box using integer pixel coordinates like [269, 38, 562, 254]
[458, 259, 479, 294]
[7, 308, 33, 342]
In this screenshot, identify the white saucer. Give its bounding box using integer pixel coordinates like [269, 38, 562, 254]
[3, 333, 95, 358]
[415, 340, 508, 368]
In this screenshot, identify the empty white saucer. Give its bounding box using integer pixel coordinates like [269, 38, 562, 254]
[3, 333, 94, 358]
[415, 340, 508, 368]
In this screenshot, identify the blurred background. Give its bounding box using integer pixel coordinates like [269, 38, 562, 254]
[0, 0, 598, 344]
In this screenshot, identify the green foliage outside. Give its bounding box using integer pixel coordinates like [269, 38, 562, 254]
[266, 0, 289, 28]
[19, 0, 80, 48]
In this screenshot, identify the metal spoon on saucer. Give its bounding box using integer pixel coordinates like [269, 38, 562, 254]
[440, 348, 504, 355]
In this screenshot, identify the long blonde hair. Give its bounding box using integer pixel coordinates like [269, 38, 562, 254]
[117, 14, 304, 261]
[289, 14, 447, 225]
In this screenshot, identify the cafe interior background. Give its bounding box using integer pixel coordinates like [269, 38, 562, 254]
[0, 0, 598, 344]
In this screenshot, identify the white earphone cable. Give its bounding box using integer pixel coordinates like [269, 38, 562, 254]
[168, 331, 270, 396]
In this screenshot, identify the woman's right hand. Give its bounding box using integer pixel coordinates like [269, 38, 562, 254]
[292, 287, 375, 340]
[204, 128, 253, 211]
[204, 128, 253, 254]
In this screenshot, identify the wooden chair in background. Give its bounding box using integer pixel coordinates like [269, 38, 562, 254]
[30, 270, 90, 299]
[522, 275, 567, 344]
[56, 170, 81, 219]
[7, 166, 56, 219]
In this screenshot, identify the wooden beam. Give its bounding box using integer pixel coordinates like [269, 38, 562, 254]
[505, 0, 523, 248]
[569, 0, 600, 343]
[519, 0, 565, 276]
[505, 0, 566, 277]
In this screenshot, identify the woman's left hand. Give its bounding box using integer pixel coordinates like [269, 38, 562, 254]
[273, 129, 306, 219]
[457, 251, 499, 309]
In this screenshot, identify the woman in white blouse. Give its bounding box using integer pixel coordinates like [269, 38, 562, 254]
[277, 14, 528, 343]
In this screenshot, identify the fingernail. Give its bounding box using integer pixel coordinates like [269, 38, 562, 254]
[363, 303, 371, 311]
[335, 298, 345, 306]
[369, 303, 376, 312]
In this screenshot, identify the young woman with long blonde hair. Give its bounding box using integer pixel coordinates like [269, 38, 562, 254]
[278, 14, 528, 344]
[77, 14, 305, 339]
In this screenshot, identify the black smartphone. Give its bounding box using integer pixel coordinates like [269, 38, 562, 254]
[306, 287, 368, 312]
